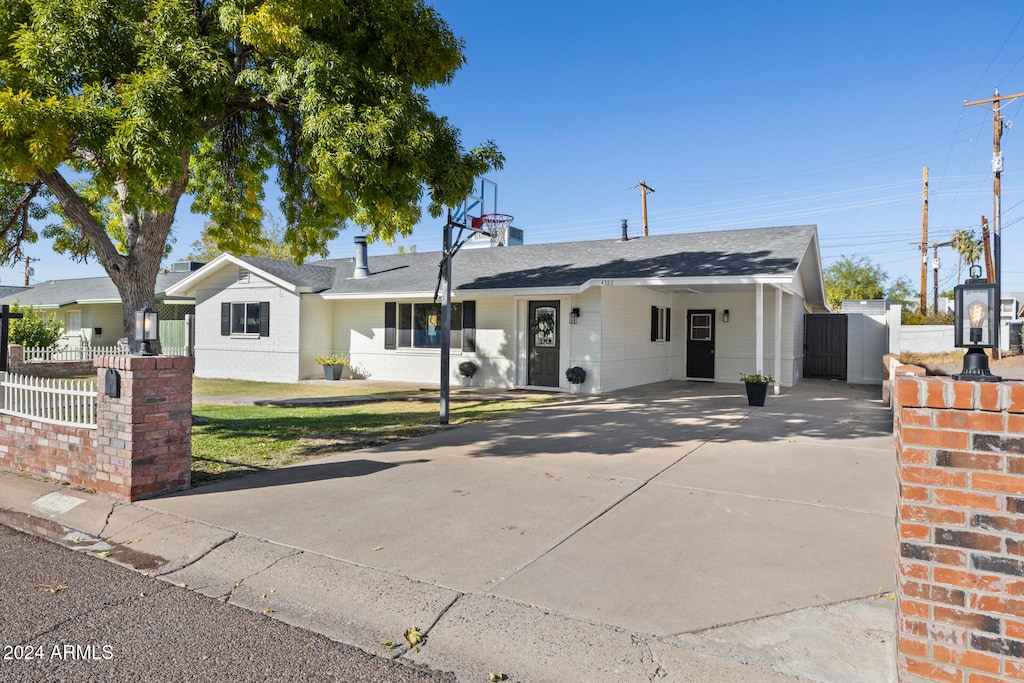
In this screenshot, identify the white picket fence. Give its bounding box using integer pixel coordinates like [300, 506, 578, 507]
[0, 372, 97, 428]
[23, 345, 128, 362]
[23, 345, 187, 361]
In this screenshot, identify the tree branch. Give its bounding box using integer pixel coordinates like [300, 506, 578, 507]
[37, 169, 125, 272]
[1, 180, 43, 234]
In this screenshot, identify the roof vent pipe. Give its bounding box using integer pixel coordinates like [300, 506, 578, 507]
[353, 236, 371, 279]
[621, 219, 629, 242]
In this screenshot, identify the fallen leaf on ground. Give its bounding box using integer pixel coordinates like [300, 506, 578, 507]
[404, 626, 424, 650]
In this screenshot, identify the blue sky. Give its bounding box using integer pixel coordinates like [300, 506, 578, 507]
[6, 1, 1024, 298]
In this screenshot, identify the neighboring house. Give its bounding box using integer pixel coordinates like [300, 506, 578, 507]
[0, 264, 201, 348]
[166, 225, 829, 393]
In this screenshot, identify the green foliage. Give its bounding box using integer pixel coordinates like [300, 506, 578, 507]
[565, 366, 586, 384]
[824, 256, 886, 310]
[7, 302, 64, 348]
[823, 256, 917, 311]
[315, 354, 348, 366]
[901, 310, 955, 325]
[458, 360, 478, 378]
[0, 0, 503, 317]
[739, 371, 773, 384]
[188, 214, 295, 263]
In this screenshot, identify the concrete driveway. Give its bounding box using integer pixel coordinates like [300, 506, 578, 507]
[134, 379, 897, 681]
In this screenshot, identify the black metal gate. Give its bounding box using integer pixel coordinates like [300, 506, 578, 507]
[804, 314, 848, 380]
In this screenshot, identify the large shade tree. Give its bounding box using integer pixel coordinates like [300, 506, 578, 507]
[0, 0, 502, 343]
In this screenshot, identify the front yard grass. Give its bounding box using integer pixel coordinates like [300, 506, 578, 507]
[191, 396, 556, 485]
[192, 377, 412, 398]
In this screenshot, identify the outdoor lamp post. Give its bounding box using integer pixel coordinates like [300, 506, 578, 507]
[952, 265, 1002, 382]
[134, 305, 159, 356]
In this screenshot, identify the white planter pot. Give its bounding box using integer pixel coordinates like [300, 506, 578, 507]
[461, 377, 472, 387]
[569, 383, 581, 394]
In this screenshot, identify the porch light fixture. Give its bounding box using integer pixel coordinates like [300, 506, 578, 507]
[952, 265, 1001, 382]
[134, 305, 159, 356]
[570, 307, 581, 324]
[722, 309, 730, 323]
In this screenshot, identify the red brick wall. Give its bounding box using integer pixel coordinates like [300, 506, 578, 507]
[0, 355, 194, 501]
[894, 376, 1024, 682]
[94, 355, 194, 500]
[0, 413, 99, 490]
[6, 344, 97, 377]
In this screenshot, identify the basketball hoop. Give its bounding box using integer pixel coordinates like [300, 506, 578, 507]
[480, 213, 514, 245]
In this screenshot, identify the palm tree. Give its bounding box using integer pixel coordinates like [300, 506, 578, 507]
[950, 229, 983, 283]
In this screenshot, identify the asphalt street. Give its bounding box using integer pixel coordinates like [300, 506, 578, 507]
[0, 524, 454, 683]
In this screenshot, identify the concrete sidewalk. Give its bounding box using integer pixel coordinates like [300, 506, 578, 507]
[0, 380, 897, 682]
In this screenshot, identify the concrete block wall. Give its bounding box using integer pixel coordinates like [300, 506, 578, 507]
[893, 375, 1024, 682]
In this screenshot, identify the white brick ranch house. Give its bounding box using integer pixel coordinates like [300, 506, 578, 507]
[164, 224, 829, 393]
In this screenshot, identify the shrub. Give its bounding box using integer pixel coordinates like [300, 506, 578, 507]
[565, 366, 586, 384]
[315, 354, 348, 365]
[458, 361, 478, 378]
[9, 302, 64, 348]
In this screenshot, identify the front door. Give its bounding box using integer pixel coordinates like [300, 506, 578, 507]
[528, 301, 560, 387]
[686, 310, 715, 379]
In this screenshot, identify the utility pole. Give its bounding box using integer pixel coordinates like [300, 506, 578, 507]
[23, 255, 39, 286]
[932, 244, 940, 316]
[965, 88, 1024, 355]
[635, 180, 655, 237]
[920, 167, 929, 315]
[981, 216, 994, 283]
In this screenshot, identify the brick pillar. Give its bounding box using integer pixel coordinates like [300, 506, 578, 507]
[94, 355, 194, 500]
[894, 375, 1024, 682]
[7, 343, 23, 372]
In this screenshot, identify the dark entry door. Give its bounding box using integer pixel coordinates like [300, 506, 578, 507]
[804, 314, 848, 380]
[529, 301, 560, 387]
[686, 310, 715, 379]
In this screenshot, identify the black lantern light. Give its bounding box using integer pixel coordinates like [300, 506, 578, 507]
[952, 265, 1001, 382]
[134, 305, 159, 356]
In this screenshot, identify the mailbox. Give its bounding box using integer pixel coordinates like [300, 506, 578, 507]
[104, 369, 120, 398]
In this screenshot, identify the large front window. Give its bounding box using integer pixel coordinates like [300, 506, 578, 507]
[399, 303, 462, 348]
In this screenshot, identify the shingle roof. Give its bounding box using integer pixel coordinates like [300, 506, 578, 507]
[0, 271, 192, 307]
[235, 256, 337, 290]
[316, 225, 818, 295]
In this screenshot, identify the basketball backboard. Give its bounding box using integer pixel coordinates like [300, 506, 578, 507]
[452, 177, 498, 229]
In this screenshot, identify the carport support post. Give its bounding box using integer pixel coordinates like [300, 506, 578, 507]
[755, 284, 764, 375]
[774, 286, 782, 395]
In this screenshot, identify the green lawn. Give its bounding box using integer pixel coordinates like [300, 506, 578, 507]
[191, 396, 556, 485]
[192, 377, 414, 398]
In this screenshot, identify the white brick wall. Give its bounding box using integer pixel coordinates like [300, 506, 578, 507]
[193, 265, 303, 382]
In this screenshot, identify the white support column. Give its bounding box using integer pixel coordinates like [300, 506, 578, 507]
[755, 283, 764, 374]
[774, 286, 783, 395]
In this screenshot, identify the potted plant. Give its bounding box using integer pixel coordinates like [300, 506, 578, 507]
[565, 366, 586, 394]
[316, 354, 349, 380]
[739, 370, 773, 407]
[458, 360, 478, 387]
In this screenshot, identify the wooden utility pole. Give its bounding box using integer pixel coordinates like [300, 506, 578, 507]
[635, 180, 655, 237]
[920, 166, 929, 314]
[981, 216, 994, 283]
[23, 255, 38, 286]
[965, 88, 1024, 354]
[933, 244, 940, 316]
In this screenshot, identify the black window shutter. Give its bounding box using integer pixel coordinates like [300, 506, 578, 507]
[259, 302, 270, 337]
[651, 306, 658, 342]
[462, 301, 476, 352]
[221, 302, 230, 336]
[384, 302, 397, 349]
[665, 308, 671, 342]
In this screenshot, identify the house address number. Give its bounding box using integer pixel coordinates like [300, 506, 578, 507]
[600, 280, 615, 286]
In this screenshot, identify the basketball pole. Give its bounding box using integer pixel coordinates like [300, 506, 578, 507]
[440, 212, 454, 425]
